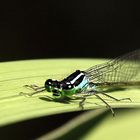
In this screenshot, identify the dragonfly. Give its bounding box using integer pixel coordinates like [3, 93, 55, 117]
[20, 49, 140, 116]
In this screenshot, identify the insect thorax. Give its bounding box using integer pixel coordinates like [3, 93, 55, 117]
[60, 70, 89, 95]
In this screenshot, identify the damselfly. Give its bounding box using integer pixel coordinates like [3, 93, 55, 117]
[20, 49, 140, 116]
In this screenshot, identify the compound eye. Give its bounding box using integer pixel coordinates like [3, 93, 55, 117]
[52, 80, 60, 88]
[45, 79, 53, 92]
[45, 79, 53, 86]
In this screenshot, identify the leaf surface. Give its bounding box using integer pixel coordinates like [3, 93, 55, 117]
[0, 59, 140, 126]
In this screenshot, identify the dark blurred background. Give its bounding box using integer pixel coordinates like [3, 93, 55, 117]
[0, 0, 140, 62]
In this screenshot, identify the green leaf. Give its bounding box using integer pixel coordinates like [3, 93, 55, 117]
[0, 59, 140, 126]
[82, 109, 140, 140]
[38, 109, 108, 140]
[39, 109, 140, 140]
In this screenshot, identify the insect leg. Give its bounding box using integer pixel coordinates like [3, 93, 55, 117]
[72, 94, 86, 110]
[24, 84, 44, 91]
[79, 97, 86, 110]
[19, 88, 46, 97]
[94, 94, 115, 116]
[99, 92, 132, 102]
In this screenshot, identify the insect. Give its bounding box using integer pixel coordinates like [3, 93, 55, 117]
[20, 49, 140, 116]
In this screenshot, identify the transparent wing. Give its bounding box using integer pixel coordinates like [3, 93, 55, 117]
[85, 49, 140, 83]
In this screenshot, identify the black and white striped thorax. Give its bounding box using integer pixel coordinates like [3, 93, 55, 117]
[60, 70, 86, 89]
